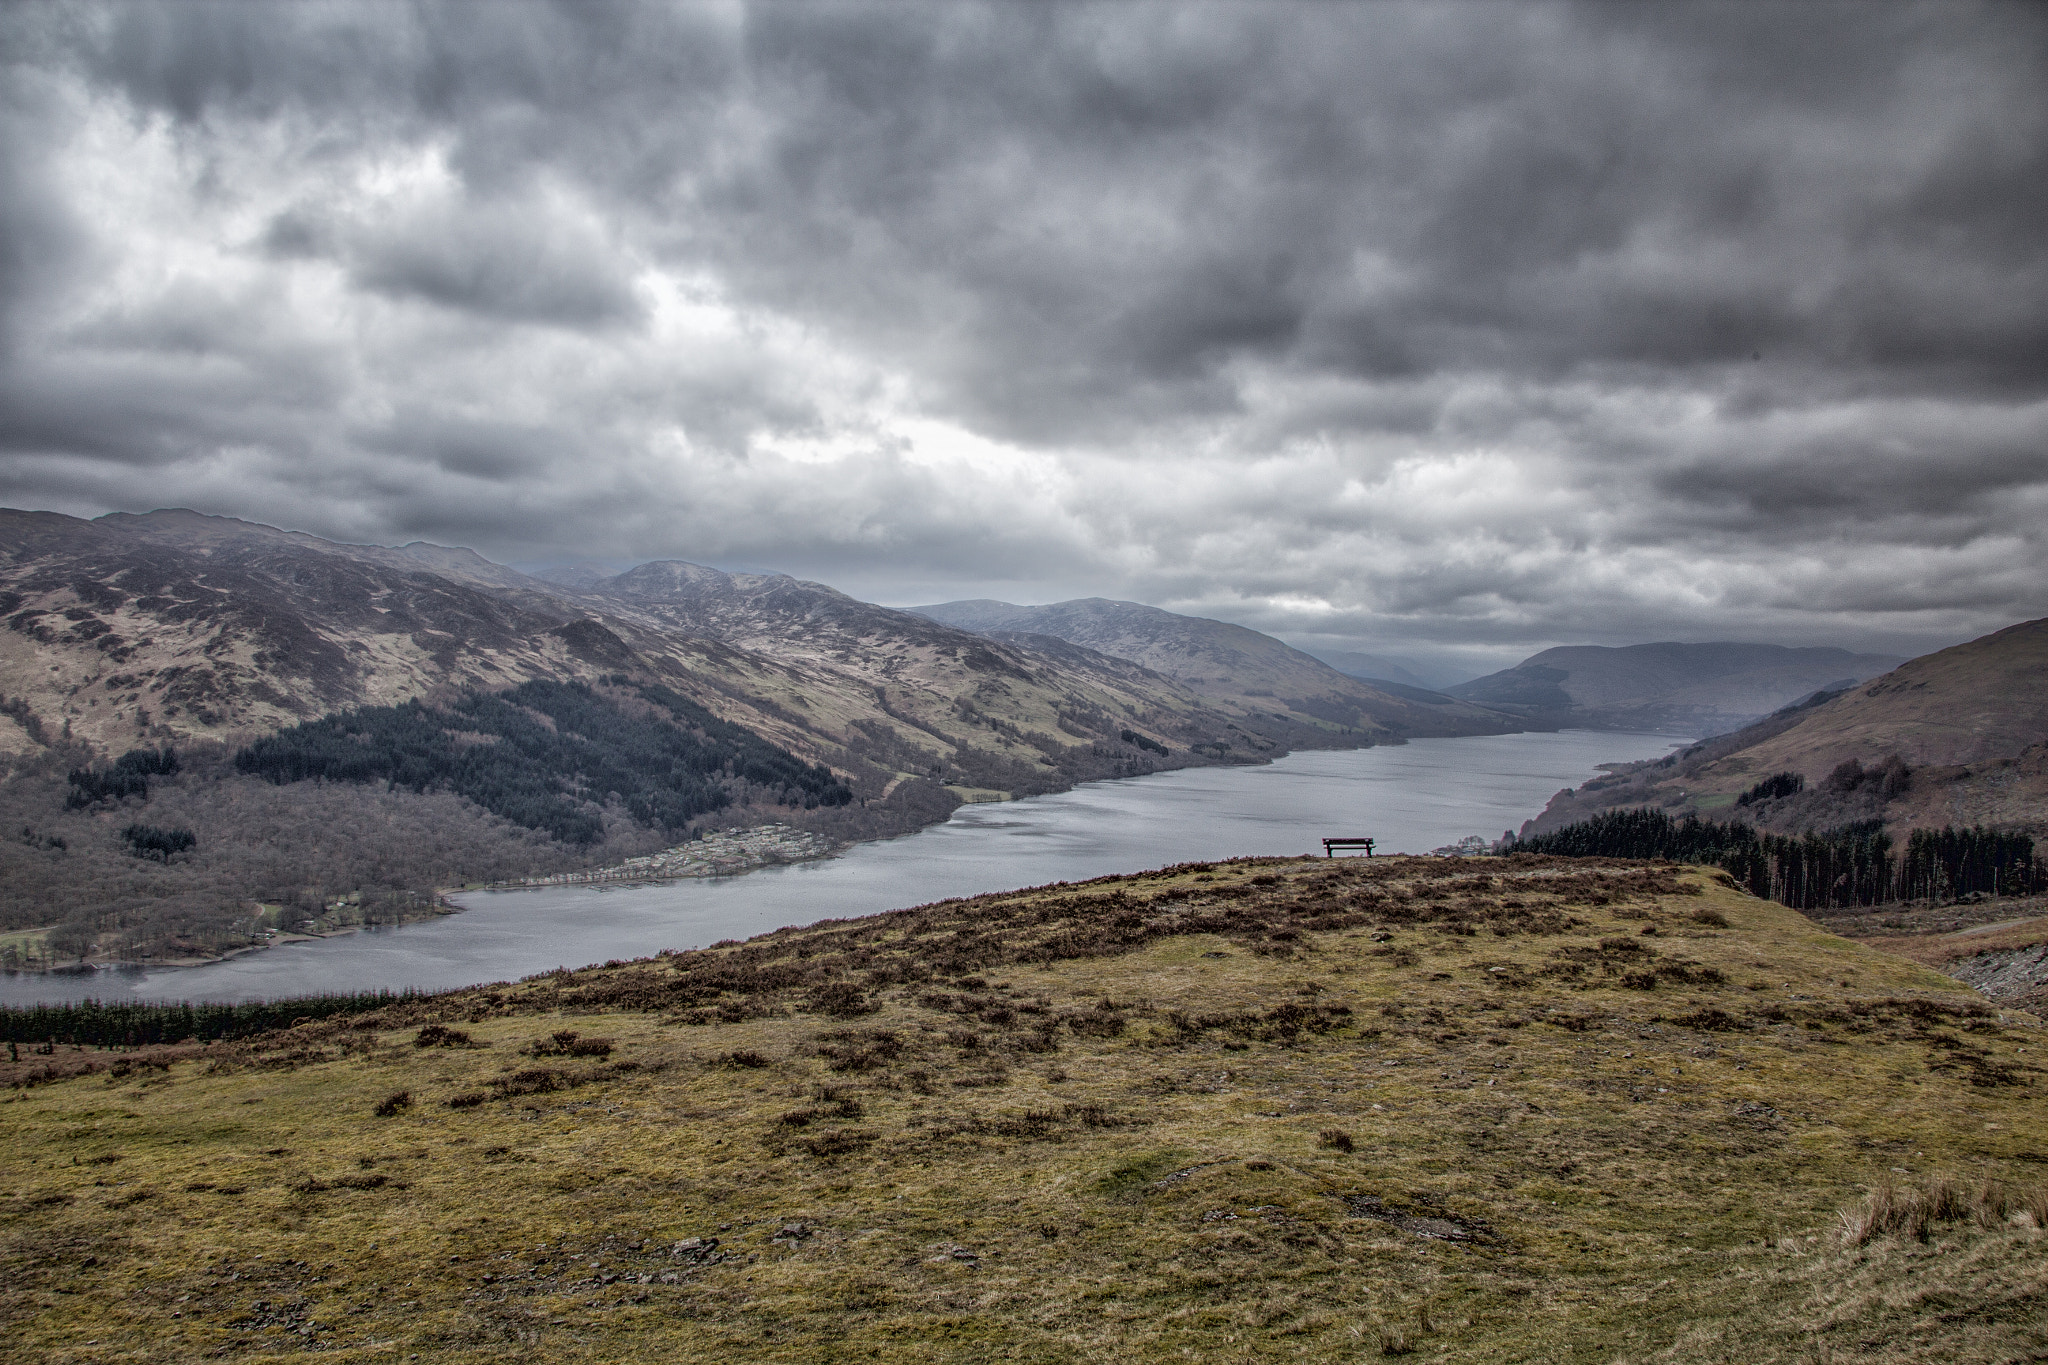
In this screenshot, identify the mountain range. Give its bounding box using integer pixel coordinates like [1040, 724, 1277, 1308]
[909, 597, 1513, 738]
[0, 510, 1415, 783]
[10, 505, 2039, 967]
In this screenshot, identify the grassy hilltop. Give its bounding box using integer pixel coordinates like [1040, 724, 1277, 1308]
[3, 855, 2044, 1363]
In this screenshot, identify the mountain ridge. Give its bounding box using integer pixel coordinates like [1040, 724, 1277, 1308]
[911, 596, 1520, 739]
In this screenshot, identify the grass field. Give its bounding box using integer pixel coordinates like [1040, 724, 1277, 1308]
[2, 855, 2043, 1363]
[0, 924, 54, 969]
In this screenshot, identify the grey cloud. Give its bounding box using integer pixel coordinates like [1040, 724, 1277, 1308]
[259, 209, 331, 260]
[651, 3, 2036, 499]
[341, 196, 645, 329]
[0, 72, 91, 357]
[355, 408, 565, 482]
[1, 1, 2045, 668]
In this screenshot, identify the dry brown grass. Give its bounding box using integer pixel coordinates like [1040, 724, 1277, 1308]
[2, 854, 2043, 1363]
[1838, 1175, 2048, 1245]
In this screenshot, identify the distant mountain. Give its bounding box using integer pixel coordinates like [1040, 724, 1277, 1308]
[1515, 619, 2048, 840]
[1446, 641, 1902, 736]
[551, 562, 1338, 771]
[1304, 649, 1441, 691]
[910, 598, 1520, 739]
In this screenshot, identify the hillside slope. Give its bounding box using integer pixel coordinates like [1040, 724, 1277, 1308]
[0, 508, 584, 755]
[0, 508, 1270, 793]
[4, 855, 2041, 1363]
[912, 597, 1518, 738]
[1518, 619, 2048, 840]
[0, 509, 1314, 960]
[1684, 618, 2048, 777]
[1448, 642, 1901, 736]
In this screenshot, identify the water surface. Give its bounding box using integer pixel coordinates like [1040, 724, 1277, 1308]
[2, 729, 1681, 1005]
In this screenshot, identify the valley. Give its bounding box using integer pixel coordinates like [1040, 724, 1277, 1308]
[8, 509, 2048, 1036]
[5, 523, 2045, 1364]
[1, 509, 1524, 967]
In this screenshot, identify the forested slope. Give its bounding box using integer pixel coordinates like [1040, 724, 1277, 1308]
[237, 678, 850, 846]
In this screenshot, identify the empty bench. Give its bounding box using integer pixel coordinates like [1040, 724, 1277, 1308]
[1322, 837, 1375, 858]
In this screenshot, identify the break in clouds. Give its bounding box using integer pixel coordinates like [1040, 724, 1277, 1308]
[1, 1, 2044, 674]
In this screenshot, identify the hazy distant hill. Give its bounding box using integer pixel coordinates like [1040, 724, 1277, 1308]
[1447, 641, 1902, 736]
[911, 597, 1519, 738]
[1516, 619, 2048, 839]
[1303, 649, 1441, 691]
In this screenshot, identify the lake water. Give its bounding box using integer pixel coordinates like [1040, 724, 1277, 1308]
[1, 729, 1682, 1005]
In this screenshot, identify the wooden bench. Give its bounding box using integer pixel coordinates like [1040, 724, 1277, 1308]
[1322, 837, 1375, 858]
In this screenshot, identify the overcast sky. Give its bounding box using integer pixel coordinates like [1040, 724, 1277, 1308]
[2, 2, 2043, 678]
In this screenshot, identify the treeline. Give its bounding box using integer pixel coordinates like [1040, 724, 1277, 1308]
[1509, 808, 2041, 910]
[0, 765, 633, 962]
[1, 989, 415, 1048]
[121, 824, 196, 862]
[65, 745, 180, 809]
[235, 679, 851, 845]
[1120, 728, 1170, 756]
[1736, 771, 1803, 806]
[1899, 826, 2043, 902]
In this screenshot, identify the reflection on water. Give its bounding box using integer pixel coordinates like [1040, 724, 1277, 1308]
[0, 729, 1682, 1005]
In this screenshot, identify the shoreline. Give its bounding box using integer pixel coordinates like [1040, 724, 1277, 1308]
[2, 727, 1390, 979]
[3, 911, 459, 979]
[1, 733, 1682, 994]
[468, 823, 842, 893]
[3, 823, 845, 979]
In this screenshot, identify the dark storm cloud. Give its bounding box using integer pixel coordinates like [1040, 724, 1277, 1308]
[1, 0, 2045, 668]
[341, 195, 646, 329]
[0, 70, 90, 356]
